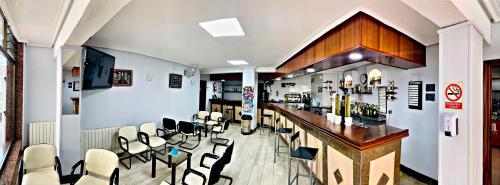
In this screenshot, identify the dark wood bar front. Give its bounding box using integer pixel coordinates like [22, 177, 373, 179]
[266, 103, 409, 185]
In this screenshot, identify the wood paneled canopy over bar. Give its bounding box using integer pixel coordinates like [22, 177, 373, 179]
[277, 11, 426, 78]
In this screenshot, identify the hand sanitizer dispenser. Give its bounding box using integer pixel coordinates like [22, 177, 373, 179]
[444, 112, 458, 137]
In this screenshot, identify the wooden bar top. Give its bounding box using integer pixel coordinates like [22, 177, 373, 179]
[268, 103, 409, 151]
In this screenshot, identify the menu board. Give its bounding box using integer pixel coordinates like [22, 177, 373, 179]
[408, 81, 422, 110]
[285, 94, 301, 103]
[378, 87, 387, 114]
[169, 73, 183, 88]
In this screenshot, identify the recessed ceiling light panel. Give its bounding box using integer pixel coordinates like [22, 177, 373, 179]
[306, 68, 315, 73]
[199, 18, 245, 37]
[348, 53, 363, 60]
[227, 60, 248, 65]
[287, 74, 294, 78]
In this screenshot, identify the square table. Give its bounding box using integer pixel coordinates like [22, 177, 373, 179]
[194, 121, 208, 137]
[152, 146, 192, 185]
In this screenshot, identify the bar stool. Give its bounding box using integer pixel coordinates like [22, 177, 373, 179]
[288, 131, 318, 185]
[274, 117, 292, 163]
[260, 113, 273, 135]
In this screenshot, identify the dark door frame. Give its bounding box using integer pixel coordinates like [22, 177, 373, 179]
[483, 59, 500, 185]
[199, 80, 207, 111]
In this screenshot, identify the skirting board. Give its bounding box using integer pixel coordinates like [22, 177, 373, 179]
[400, 164, 438, 185]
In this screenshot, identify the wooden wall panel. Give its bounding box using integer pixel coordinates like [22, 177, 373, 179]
[276, 12, 426, 76]
[399, 35, 424, 65]
[340, 18, 360, 52]
[379, 26, 399, 56]
[314, 40, 325, 62]
[298, 52, 306, 69]
[360, 14, 379, 50]
[306, 46, 315, 66]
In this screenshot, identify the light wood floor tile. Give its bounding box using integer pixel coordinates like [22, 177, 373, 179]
[62, 123, 427, 185]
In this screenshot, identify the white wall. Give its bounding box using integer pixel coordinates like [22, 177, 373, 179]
[62, 70, 79, 114]
[268, 75, 311, 101]
[80, 48, 200, 129]
[23, 46, 57, 146]
[385, 45, 439, 180]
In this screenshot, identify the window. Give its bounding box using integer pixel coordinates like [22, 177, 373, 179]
[0, 10, 18, 172]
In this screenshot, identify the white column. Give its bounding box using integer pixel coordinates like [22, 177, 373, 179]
[242, 68, 258, 129]
[55, 47, 63, 155]
[438, 22, 483, 185]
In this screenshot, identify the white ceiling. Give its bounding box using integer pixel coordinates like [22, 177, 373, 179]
[3, 0, 472, 71]
[84, 0, 443, 71]
[0, 0, 70, 47]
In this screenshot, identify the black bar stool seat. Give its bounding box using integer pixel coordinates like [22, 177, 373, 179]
[288, 131, 318, 185]
[291, 147, 318, 161]
[276, 128, 292, 134]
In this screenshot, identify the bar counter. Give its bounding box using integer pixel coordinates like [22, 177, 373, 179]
[264, 103, 409, 185]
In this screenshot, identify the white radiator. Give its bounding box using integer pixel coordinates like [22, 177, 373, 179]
[29, 121, 55, 146]
[80, 126, 123, 156]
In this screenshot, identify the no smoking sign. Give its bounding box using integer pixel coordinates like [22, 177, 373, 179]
[444, 82, 463, 110]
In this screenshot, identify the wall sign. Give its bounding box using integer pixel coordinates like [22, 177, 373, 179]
[426, 84, 435, 92]
[444, 82, 463, 110]
[408, 81, 422, 110]
[378, 87, 387, 114]
[169, 73, 183, 88]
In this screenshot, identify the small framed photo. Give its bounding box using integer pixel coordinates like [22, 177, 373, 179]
[73, 81, 80, 91]
[114, 69, 133, 87]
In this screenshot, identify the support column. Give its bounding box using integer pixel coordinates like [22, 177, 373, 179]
[242, 68, 258, 130]
[438, 22, 483, 185]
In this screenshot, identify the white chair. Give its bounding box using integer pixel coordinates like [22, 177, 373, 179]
[139, 122, 167, 158]
[70, 149, 119, 185]
[211, 119, 230, 144]
[118, 126, 148, 169]
[206, 112, 223, 130]
[18, 144, 62, 185]
[192, 111, 210, 124]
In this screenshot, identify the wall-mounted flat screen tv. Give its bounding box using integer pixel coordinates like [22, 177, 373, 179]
[82, 47, 115, 90]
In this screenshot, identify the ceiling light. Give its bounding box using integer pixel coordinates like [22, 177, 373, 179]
[287, 74, 294, 78]
[227, 60, 248, 65]
[348, 53, 363, 60]
[199, 18, 245, 37]
[306, 68, 315, 73]
[275, 77, 282, 81]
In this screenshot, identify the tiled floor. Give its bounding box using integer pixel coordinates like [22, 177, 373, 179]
[111, 124, 427, 185]
[493, 147, 500, 185]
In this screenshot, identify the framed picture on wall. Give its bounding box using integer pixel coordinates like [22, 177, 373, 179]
[113, 69, 133, 87]
[73, 81, 80, 91]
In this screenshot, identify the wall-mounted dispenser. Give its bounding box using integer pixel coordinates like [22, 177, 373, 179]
[444, 112, 459, 137]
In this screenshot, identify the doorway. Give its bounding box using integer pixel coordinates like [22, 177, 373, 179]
[484, 60, 500, 185]
[199, 80, 207, 111]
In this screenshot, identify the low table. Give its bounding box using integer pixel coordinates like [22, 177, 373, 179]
[194, 121, 208, 137]
[152, 146, 192, 185]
